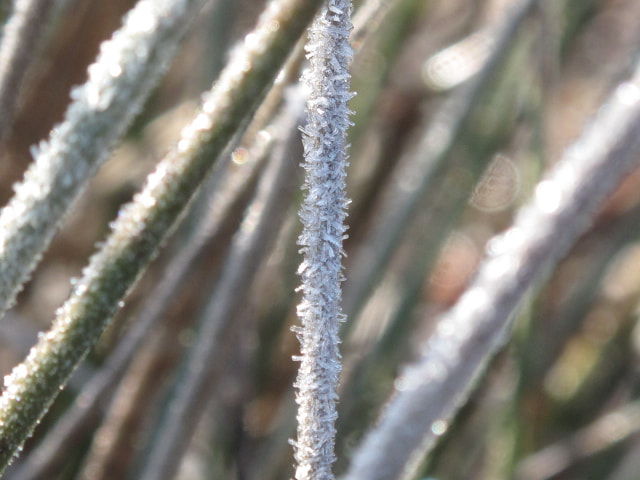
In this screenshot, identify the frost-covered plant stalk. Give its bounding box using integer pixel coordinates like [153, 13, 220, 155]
[0, 0, 207, 319]
[292, 1, 353, 479]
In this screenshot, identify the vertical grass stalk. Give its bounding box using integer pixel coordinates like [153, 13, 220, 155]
[292, 1, 354, 479]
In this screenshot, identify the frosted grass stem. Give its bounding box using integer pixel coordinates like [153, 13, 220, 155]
[342, 59, 640, 480]
[0, 0, 209, 320]
[292, 1, 354, 479]
[0, 0, 323, 471]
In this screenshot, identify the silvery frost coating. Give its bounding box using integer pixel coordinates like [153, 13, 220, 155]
[0, 0, 205, 319]
[293, 1, 354, 479]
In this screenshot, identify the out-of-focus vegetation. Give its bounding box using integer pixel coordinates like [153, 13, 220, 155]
[2, 0, 640, 479]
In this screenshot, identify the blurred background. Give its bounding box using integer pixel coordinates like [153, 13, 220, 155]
[3, 0, 640, 479]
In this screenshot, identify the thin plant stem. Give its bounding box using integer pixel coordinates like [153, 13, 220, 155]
[342, 0, 539, 322]
[75, 328, 163, 480]
[337, 43, 536, 445]
[523, 202, 640, 388]
[7, 136, 270, 480]
[0, 0, 60, 143]
[350, 0, 394, 50]
[0, 0, 323, 471]
[0, 0, 209, 320]
[136, 84, 307, 480]
[342, 58, 640, 480]
[292, 1, 354, 479]
[515, 400, 640, 480]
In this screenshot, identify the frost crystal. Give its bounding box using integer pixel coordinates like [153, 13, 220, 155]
[293, 1, 354, 479]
